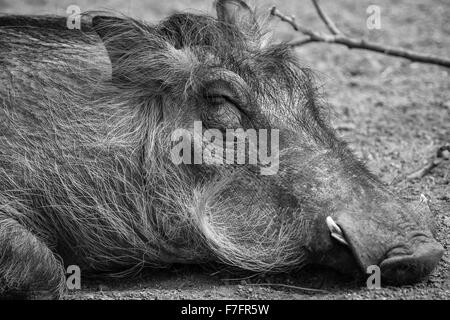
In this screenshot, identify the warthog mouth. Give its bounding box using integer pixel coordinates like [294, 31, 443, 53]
[325, 216, 444, 286]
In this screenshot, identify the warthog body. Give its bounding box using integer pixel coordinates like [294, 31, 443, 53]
[0, 0, 444, 298]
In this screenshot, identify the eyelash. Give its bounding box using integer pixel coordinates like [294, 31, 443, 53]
[206, 95, 234, 105]
[207, 95, 250, 119]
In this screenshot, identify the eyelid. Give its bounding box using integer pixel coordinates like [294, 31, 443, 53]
[198, 67, 252, 107]
[205, 94, 238, 106]
[203, 77, 250, 106]
[205, 95, 250, 123]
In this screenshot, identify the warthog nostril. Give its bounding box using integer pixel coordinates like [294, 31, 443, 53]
[380, 242, 444, 285]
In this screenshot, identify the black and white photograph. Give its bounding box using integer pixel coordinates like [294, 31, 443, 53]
[0, 0, 448, 304]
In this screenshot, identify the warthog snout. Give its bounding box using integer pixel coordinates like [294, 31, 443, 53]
[329, 198, 444, 285]
[279, 145, 444, 285]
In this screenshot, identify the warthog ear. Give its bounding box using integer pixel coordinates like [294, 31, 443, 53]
[90, 15, 162, 87]
[216, 0, 254, 25]
[90, 15, 137, 68]
[90, 14, 195, 94]
[215, 0, 264, 47]
[216, 0, 260, 30]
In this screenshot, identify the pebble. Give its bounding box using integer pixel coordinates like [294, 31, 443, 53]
[97, 284, 109, 291]
[443, 217, 450, 227]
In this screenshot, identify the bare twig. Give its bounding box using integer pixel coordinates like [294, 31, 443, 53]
[270, 6, 331, 41]
[311, 0, 342, 35]
[391, 145, 450, 184]
[270, 3, 450, 68]
[221, 273, 261, 282]
[246, 282, 329, 293]
[405, 145, 450, 180]
[405, 160, 442, 180]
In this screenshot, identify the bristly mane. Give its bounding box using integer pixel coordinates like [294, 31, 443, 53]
[0, 8, 333, 282]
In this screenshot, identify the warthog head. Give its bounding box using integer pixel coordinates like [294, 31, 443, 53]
[86, 0, 444, 285]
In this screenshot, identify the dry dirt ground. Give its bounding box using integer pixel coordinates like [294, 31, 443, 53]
[0, 0, 448, 300]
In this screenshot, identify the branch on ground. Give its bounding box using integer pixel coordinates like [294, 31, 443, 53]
[270, 0, 450, 68]
[246, 282, 329, 293]
[405, 145, 450, 181]
[391, 145, 450, 184]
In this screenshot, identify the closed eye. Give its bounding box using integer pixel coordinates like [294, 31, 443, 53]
[204, 94, 242, 126]
[205, 94, 237, 107]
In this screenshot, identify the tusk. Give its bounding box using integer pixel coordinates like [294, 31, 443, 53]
[331, 232, 349, 246]
[326, 216, 349, 246]
[326, 216, 341, 234]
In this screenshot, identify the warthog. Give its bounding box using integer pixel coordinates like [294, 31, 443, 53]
[0, 0, 444, 298]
